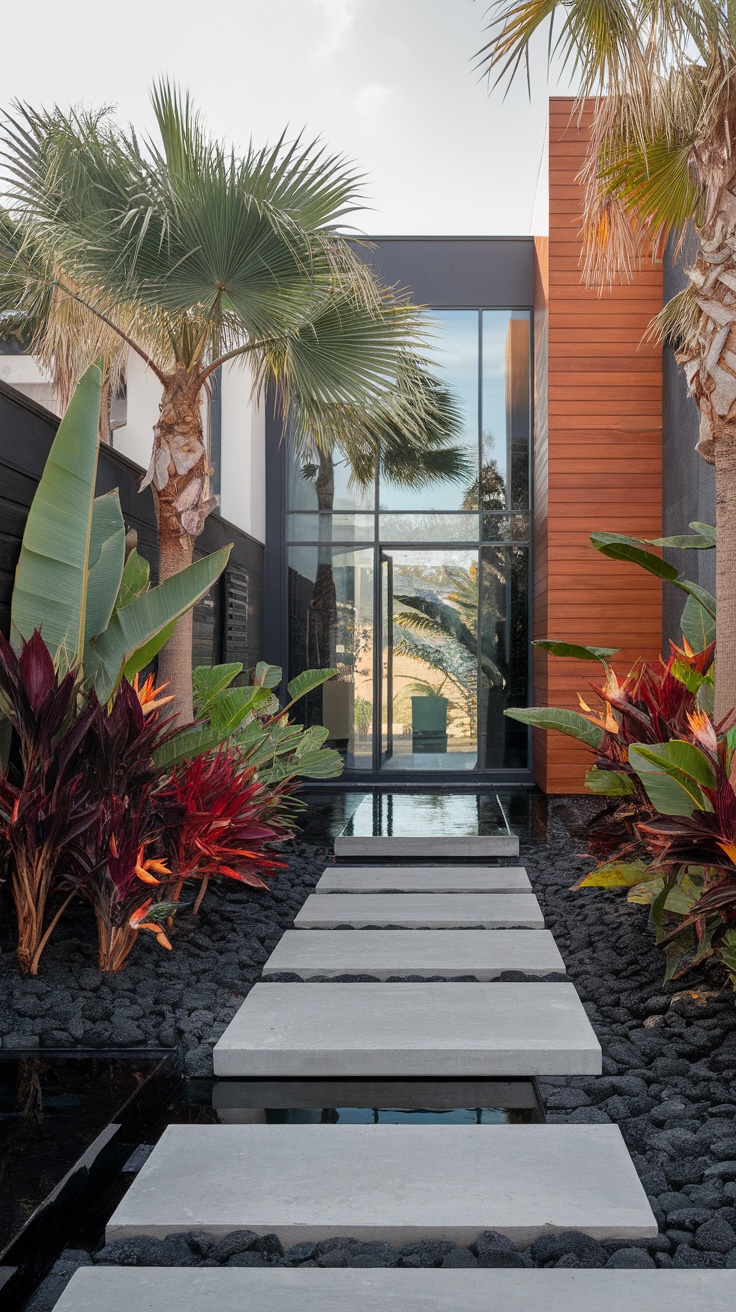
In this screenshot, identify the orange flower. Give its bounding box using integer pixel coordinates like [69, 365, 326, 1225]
[132, 673, 175, 715]
[687, 711, 718, 753]
[718, 841, 736, 868]
[133, 845, 170, 885]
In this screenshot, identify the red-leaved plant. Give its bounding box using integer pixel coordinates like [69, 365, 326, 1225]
[0, 631, 98, 974]
[158, 748, 291, 913]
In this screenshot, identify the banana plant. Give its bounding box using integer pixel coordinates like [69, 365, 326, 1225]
[154, 660, 343, 783]
[10, 362, 230, 702]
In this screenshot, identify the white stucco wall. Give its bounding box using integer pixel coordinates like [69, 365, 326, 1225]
[219, 359, 266, 544]
[112, 352, 162, 471]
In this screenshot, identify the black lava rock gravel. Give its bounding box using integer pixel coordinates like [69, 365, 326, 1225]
[0, 836, 331, 1076]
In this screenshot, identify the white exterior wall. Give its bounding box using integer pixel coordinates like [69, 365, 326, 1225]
[112, 352, 162, 471]
[219, 360, 266, 544]
[0, 353, 58, 414]
[0, 345, 266, 544]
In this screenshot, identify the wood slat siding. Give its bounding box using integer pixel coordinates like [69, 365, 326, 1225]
[532, 99, 663, 793]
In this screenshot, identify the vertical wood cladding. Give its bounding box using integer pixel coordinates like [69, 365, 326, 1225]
[533, 99, 663, 793]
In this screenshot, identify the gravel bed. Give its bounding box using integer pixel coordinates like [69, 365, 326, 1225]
[0, 836, 331, 1076]
[10, 796, 736, 1306]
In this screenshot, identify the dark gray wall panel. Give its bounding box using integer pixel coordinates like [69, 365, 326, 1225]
[353, 237, 534, 307]
[662, 232, 715, 647]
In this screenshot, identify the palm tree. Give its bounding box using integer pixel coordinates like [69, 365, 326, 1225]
[478, 2, 736, 720]
[0, 82, 457, 719]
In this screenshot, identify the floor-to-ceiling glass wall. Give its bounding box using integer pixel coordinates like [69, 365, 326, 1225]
[286, 307, 531, 775]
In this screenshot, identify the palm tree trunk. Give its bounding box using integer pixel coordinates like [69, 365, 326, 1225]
[715, 430, 736, 723]
[307, 449, 337, 668]
[142, 365, 216, 721]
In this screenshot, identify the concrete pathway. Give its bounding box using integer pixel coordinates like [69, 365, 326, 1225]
[294, 892, 545, 928]
[315, 866, 532, 893]
[105, 1123, 657, 1246]
[58, 806, 723, 1309]
[53, 1267, 736, 1312]
[261, 928, 565, 978]
[213, 981, 601, 1077]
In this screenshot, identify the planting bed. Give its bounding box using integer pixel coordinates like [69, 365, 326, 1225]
[8, 795, 736, 1307]
[0, 837, 333, 1078]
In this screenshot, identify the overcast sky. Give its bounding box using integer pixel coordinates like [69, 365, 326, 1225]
[2, 0, 574, 235]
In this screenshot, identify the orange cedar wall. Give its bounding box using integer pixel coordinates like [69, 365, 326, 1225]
[532, 99, 663, 794]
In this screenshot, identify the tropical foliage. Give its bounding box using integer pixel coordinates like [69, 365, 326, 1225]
[505, 523, 736, 987]
[478, 1, 736, 720]
[155, 661, 343, 797]
[0, 633, 294, 973]
[0, 80, 465, 717]
[8, 361, 228, 703]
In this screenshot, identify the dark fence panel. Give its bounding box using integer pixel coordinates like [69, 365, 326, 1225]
[0, 381, 264, 671]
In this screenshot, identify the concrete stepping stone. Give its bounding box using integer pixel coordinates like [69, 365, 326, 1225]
[262, 929, 565, 979]
[53, 1267, 736, 1312]
[294, 893, 544, 929]
[213, 982, 600, 1077]
[105, 1123, 657, 1245]
[334, 833, 519, 858]
[316, 865, 532, 893]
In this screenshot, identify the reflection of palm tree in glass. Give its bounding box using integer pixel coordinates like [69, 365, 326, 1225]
[299, 377, 471, 670]
[462, 448, 506, 511]
[393, 564, 504, 714]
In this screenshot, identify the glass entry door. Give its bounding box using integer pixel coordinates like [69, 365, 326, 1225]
[379, 549, 479, 772]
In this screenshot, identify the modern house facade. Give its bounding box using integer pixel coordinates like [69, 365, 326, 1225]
[0, 97, 716, 793]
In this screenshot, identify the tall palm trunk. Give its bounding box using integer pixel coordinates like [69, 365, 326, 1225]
[678, 113, 736, 721]
[143, 364, 216, 721]
[307, 449, 337, 668]
[715, 432, 736, 722]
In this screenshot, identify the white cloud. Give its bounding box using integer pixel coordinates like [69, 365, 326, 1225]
[352, 82, 393, 117]
[311, 0, 357, 62]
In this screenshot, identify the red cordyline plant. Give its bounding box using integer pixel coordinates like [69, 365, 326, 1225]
[158, 748, 291, 913]
[66, 677, 178, 972]
[0, 631, 99, 974]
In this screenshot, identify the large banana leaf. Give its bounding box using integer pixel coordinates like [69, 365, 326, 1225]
[11, 361, 102, 666]
[681, 594, 716, 652]
[114, 549, 150, 610]
[84, 492, 126, 643]
[123, 619, 176, 681]
[534, 639, 619, 665]
[590, 532, 680, 581]
[504, 706, 604, 749]
[85, 546, 231, 701]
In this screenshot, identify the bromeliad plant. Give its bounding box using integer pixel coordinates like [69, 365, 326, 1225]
[157, 748, 291, 915]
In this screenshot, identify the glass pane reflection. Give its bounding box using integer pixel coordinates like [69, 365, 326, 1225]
[379, 310, 479, 512]
[380, 512, 479, 543]
[479, 546, 529, 768]
[288, 546, 374, 769]
[481, 311, 531, 513]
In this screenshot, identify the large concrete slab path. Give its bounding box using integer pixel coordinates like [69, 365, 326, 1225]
[294, 893, 544, 929]
[315, 866, 532, 893]
[213, 982, 601, 1077]
[334, 834, 520, 859]
[53, 1267, 736, 1312]
[262, 929, 566, 978]
[106, 1123, 657, 1246]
